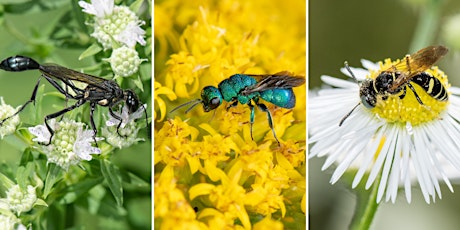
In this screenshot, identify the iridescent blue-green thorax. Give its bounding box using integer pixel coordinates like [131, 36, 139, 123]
[218, 74, 259, 104]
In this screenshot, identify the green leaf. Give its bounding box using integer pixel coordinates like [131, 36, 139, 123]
[61, 177, 104, 204]
[139, 62, 152, 81]
[79, 43, 102, 60]
[34, 198, 48, 207]
[86, 185, 106, 214]
[120, 171, 150, 191]
[43, 163, 64, 199]
[19, 148, 35, 166]
[129, 0, 145, 14]
[100, 159, 123, 206]
[15, 162, 34, 189]
[0, 172, 15, 191]
[133, 74, 144, 92]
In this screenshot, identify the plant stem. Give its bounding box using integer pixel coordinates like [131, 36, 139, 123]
[408, 0, 442, 53]
[349, 173, 381, 230]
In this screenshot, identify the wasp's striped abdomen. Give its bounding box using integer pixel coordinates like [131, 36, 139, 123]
[411, 72, 448, 101]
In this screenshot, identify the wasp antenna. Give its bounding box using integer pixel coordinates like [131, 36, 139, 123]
[208, 109, 217, 122]
[339, 103, 360, 126]
[170, 99, 202, 114]
[184, 100, 203, 114]
[344, 61, 359, 83]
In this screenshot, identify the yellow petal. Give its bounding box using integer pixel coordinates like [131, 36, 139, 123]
[189, 183, 215, 200]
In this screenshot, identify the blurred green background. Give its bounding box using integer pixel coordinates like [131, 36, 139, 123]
[309, 0, 460, 229]
[0, 1, 151, 229]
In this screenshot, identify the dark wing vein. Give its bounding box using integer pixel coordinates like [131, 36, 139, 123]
[242, 72, 305, 95]
[40, 64, 107, 87]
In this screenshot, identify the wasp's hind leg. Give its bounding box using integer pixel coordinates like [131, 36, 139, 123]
[42, 99, 86, 145]
[247, 102, 255, 141]
[407, 83, 426, 105]
[0, 76, 43, 126]
[109, 107, 126, 140]
[254, 100, 281, 146]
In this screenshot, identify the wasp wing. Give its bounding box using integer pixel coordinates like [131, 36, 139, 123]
[40, 63, 107, 88]
[388, 45, 448, 91]
[390, 45, 448, 73]
[241, 71, 305, 95]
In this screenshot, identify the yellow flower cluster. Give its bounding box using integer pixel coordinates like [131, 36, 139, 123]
[154, 0, 306, 228]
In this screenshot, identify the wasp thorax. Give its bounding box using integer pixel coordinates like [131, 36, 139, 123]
[201, 86, 222, 112]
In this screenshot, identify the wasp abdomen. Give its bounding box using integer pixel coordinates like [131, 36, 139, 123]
[0, 56, 40, 72]
[411, 72, 448, 101]
[260, 88, 296, 109]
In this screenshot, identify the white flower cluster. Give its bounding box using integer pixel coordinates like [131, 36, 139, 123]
[29, 119, 102, 170]
[79, 0, 147, 77]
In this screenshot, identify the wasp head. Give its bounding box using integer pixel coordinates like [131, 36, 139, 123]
[201, 86, 222, 112]
[124, 89, 140, 114]
[359, 79, 377, 108]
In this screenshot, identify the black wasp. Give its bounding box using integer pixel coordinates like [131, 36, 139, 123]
[340, 45, 449, 126]
[0, 55, 147, 145]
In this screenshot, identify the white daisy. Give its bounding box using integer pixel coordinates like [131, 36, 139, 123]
[309, 56, 460, 204]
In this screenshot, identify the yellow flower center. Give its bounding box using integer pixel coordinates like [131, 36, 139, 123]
[367, 59, 450, 126]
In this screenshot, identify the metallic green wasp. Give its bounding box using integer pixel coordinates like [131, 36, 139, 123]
[171, 71, 305, 145]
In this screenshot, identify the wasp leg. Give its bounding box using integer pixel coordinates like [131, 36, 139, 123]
[247, 103, 255, 141]
[42, 75, 84, 122]
[141, 104, 150, 138]
[405, 55, 411, 73]
[226, 100, 238, 111]
[43, 99, 86, 145]
[255, 101, 280, 146]
[109, 107, 126, 138]
[0, 76, 44, 126]
[88, 102, 100, 146]
[398, 87, 407, 100]
[43, 75, 82, 100]
[407, 83, 424, 105]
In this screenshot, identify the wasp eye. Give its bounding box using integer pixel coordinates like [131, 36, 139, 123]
[361, 94, 376, 108]
[209, 97, 220, 109]
[126, 91, 140, 113]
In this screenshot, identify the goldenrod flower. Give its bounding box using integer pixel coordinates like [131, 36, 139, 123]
[154, 81, 177, 121]
[154, 0, 306, 228]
